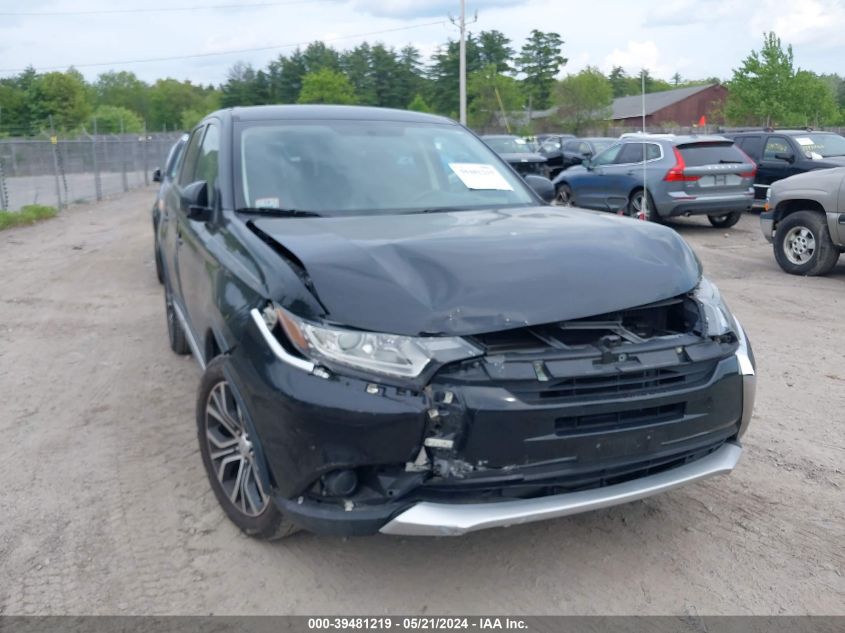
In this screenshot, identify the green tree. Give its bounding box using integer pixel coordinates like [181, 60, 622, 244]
[407, 94, 432, 113]
[608, 66, 631, 97]
[427, 35, 482, 116]
[792, 70, 839, 126]
[27, 70, 92, 131]
[555, 67, 612, 134]
[0, 82, 29, 134]
[148, 78, 218, 131]
[516, 30, 566, 110]
[220, 62, 270, 107]
[90, 105, 144, 133]
[297, 68, 357, 104]
[477, 30, 514, 73]
[94, 71, 149, 120]
[467, 64, 525, 132]
[726, 32, 796, 127]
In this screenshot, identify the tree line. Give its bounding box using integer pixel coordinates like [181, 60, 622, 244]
[0, 30, 843, 138]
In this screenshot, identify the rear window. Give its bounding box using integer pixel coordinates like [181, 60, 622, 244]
[678, 142, 749, 166]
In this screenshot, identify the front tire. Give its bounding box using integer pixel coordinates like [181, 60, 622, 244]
[708, 211, 743, 228]
[773, 210, 840, 276]
[197, 357, 299, 540]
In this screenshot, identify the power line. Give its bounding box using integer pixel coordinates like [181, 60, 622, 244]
[0, 20, 449, 74]
[0, 1, 314, 16]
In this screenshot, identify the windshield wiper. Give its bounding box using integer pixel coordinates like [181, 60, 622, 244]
[235, 207, 322, 218]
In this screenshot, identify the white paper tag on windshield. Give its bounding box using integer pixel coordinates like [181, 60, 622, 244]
[449, 163, 513, 191]
[796, 137, 815, 146]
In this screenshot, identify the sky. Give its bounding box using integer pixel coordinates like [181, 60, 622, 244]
[1, 0, 845, 85]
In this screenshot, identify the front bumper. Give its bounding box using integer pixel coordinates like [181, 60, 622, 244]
[233, 310, 756, 537]
[380, 441, 742, 536]
[760, 211, 775, 243]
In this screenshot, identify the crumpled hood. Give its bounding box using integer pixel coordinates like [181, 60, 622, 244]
[251, 207, 701, 336]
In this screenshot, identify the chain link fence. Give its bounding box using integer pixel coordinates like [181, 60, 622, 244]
[0, 133, 183, 212]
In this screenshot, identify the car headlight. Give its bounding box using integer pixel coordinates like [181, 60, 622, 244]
[692, 277, 735, 338]
[269, 305, 482, 379]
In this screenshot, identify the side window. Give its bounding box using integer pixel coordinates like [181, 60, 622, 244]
[195, 124, 220, 204]
[178, 126, 206, 187]
[615, 143, 645, 164]
[577, 142, 591, 154]
[165, 137, 188, 180]
[592, 143, 622, 166]
[737, 136, 763, 161]
[646, 143, 662, 160]
[564, 140, 579, 152]
[764, 136, 792, 161]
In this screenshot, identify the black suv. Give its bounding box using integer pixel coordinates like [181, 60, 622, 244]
[158, 105, 755, 539]
[724, 129, 845, 206]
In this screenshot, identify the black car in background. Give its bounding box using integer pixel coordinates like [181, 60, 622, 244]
[481, 134, 548, 177]
[724, 129, 845, 206]
[158, 105, 754, 539]
[151, 133, 188, 283]
[540, 136, 615, 178]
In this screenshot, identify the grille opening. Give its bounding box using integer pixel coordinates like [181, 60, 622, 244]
[474, 296, 697, 354]
[555, 403, 686, 435]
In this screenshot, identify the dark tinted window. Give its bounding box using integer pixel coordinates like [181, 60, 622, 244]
[736, 136, 763, 161]
[179, 126, 206, 186]
[165, 135, 189, 179]
[763, 136, 792, 160]
[678, 142, 749, 166]
[564, 140, 580, 152]
[615, 142, 661, 164]
[195, 124, 220, 204]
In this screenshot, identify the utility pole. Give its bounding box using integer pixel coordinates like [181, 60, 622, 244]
[458, 0, 467, 126]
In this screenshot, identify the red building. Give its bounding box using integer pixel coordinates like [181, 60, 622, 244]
[611, 84, 728, 127]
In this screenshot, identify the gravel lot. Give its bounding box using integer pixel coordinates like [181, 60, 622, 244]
[0, 188, 842, 616]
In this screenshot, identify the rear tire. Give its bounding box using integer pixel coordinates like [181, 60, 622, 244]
[164, 287, 191, 355]
[708, 211, 743, 228]
[628, 189, 660, 222]
[773, 210, 840, 276]
[197, 357, 299, 540]
[554, 184, 574, 207]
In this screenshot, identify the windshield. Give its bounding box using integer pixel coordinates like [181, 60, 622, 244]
[483, 137, 533, 154]
[591, 140, 614, 153]
[235, 120, 535, 216]
[793, 133, 845, 159]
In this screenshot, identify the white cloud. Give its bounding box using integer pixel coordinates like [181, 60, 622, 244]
[344, 0, 523, 19]
[749, 0, 845, 47]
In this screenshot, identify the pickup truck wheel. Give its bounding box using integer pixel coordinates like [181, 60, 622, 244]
[774, 210, 840, 276]
[197, 357, 299, 540]
[629, 190, 660, 223]
[554, 184, 574, 206]
[164, 290, 191, 355]
[708, 211, 743, 228]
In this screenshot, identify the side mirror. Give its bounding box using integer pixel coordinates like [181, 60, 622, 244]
[152, 168, 162, 183]
[180, 180, 213, 222]
[774, 152, 795, 163]
[524, 174, 556, 204]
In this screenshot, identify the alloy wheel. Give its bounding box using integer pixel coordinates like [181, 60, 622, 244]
[204, 381, 269, 517]
[783, 226, 816, 265]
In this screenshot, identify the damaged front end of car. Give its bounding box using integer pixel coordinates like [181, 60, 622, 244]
[236, 275, 755, 537]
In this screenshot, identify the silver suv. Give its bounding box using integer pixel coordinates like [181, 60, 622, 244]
[552, 134, 756, 228]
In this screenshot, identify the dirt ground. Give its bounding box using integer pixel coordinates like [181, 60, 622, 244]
[0, 188, 842, 616]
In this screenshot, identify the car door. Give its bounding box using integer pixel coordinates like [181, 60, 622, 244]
[175, 121, 221, 349]
[162, 126, 204, 299]
[757, 135, 797, 188]
[570, 143, 623, 209]
[595, 142, 652, 212]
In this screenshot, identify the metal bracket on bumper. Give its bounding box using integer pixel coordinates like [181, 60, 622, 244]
[380, 442, 743, 536]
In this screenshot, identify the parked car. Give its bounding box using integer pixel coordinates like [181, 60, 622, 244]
[481, 134, 548, 177]
[724, 129, 845, 207]
[159, 105, 755, 539]
[760, 167, 845, 275]
[151, 134, 189, 283]
[552, 134, 756, 228]
[540, 137, 615, 178]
